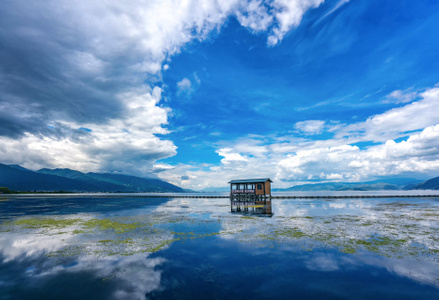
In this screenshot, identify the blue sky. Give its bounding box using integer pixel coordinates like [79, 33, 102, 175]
[1, 0, 439, 189]
[163, 1, 439, 164]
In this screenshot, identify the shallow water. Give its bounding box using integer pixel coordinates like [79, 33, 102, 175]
[0, 194, 438, 299]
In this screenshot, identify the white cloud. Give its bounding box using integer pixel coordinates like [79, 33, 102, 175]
[268, 0, 326, 45]
[177, 73, 202, 98]
[236, 0, 274, 32]
[383, 88, 418, 104]
[217, 148, 249, 163]
[338, 87, 439, 142]
[0, 87, 176, 175]
[0, 0, 327, 176]
[0, 229, 164, 300]
[159, 86, 439, 189]
[44, 254, 164, 300]
[321, 0, 350, 19]
[177, 78, 194, 97]
[1, 0, 243, 174]
[295, 120, 326, 135]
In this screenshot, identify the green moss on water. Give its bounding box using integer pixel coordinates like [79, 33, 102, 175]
[356, 239, 372, 246]
[147, 239, 178, 253]
[72, 229, 89, 235]
[273, 228, 307, 239]
[8, 217, 144, 235]
[341, 245, 356, 254]
[12, 217, 83, 229]
[82, 219, 142, 233]
[119, 238, 134, 244]
[4, 199, 437, 262]
[372, 236, 403, 246]
[423, 213, 439, 217]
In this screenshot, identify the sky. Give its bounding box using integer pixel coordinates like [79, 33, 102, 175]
[1, 0, 439, 190]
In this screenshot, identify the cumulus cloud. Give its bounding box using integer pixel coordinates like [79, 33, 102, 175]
[159, 86, 439, 189]
[339, 87, 439, 142]
[235, 0, 274, 32]
[0, 0, 236, 174]
[217, 148, 249, 163]
[0, 87, 176, 174]
[0, 0, 324, 176]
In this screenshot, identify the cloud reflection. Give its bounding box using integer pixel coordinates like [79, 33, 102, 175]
[0, 228, 165, 299]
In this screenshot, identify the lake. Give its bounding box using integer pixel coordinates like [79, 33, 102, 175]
[0, 193, 438, 299]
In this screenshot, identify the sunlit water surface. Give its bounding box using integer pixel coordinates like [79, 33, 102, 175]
[0, 193, 438, 299]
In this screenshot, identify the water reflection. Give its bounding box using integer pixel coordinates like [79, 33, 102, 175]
[230, 199, 273, 216]
[0, 195, 438, 299]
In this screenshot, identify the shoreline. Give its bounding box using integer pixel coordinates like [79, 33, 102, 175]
[3, 193, 439, 199]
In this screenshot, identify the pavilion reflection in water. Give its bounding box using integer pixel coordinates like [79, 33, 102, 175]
[230, 200, 273, 216]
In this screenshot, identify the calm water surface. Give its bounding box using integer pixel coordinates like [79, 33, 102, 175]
[0, 193, 438, 299]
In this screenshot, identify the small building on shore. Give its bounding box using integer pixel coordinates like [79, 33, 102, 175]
[228, 178, 272, 200]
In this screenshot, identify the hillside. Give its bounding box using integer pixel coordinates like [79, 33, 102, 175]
[37, 168, 184, 193]
[0, 164, 100, 192]
[0, 164, 184, 193]
[409, 176, 439, 190]
[277, 178, 423, 192]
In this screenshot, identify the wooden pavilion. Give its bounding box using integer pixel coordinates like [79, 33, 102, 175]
[228, 178, 273, 215]
[228, 178, 272, 201]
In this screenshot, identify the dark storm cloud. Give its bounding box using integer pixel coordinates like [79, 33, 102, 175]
[0, 0, 148, 138]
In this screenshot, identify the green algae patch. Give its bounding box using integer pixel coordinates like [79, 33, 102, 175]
[356, 239, 373, 246]
[12, 217, 83, 229]
[7, 217, 143, 234]
[423, 213, 439, 217]
[341, 245, 357, 254]
[119, 238, 134, 244]
[81, 219, 142, 233]
[72, 229, 90, 235]
[147, 239, 178, 253]
[273, 228, 307, 239]
[3, 197, 438, 262]
[371, 236, 406, 247]
[360, 222, 373, 226]
[98, 239, 113, 243]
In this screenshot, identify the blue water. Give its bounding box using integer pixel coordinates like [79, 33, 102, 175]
[0, 194, 438, 299]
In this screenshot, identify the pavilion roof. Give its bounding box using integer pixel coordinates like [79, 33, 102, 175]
[228, 178, 272, 184]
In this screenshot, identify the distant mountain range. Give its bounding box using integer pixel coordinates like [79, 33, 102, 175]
[0, 164, 184, 193]
[200, 177, 439, 192]
[409, 176, 439, 190]
[1, 162, 438, 193]
[275, 177, 439, 191]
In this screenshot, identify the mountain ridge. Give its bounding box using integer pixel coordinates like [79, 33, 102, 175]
[409, 176, 439, 190]
[275, 178, 424, 191]
[0, 164, 184, 193]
